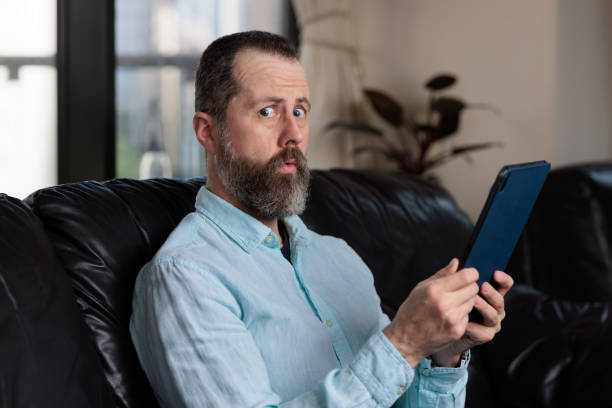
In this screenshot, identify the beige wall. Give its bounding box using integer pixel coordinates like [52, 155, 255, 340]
[556, 0, 612, 165]
[350, 0, 612, 220]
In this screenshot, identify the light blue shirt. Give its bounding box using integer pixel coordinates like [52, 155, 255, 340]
[130, 186, 468, 407]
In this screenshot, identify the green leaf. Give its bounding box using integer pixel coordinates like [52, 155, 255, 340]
[430, 97, 467, 139]
[430, 97, 466, 114]
[450, 142, 503, 155]
[425, 74, 457, 91]
[364, 89, 404, 127]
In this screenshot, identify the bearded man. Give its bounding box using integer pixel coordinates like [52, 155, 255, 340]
[130, 31, 513, 408]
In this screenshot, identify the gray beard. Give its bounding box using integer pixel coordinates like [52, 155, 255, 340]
[215, 127, 310, 220]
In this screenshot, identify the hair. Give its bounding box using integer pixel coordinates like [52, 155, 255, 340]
[194, 30, 298, 124]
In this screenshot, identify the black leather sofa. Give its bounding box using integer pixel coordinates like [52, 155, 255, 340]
[1, 166, 611, 407]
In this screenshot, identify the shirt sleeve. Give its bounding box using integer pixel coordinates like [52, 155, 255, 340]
[376, 313, 469, 408]
[130, 259, 427, 408]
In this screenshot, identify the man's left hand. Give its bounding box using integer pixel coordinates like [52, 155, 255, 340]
[431, 270, 514, 367]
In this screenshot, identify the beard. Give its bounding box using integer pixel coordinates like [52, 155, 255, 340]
[215, 126, 310, 220]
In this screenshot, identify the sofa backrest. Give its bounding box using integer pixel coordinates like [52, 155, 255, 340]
[0, 194, 114, 408]
[25, 178, 204, 408]
[19, 169, 472, 407]
[509, 162, 612, 302]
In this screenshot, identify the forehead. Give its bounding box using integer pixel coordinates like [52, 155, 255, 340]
[232, 49, 309, 97]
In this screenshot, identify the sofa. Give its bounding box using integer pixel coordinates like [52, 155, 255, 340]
[1, 166, 611, 407]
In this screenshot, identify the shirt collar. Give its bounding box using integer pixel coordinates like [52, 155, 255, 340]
[194, 186, 311, 253]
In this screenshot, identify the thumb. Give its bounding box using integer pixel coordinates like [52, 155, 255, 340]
[434, 258, 459, 278]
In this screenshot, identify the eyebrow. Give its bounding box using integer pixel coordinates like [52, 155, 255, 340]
[250, 96, 311, 110]
[297, 97, 312, 110]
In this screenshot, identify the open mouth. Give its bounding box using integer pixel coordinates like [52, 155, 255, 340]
[280, 158, 297, 174]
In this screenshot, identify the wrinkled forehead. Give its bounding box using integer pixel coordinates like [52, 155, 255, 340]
[232, 49, 309, 96]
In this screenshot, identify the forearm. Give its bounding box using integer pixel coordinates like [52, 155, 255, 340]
[380, 317, 468, 407]
[383, 321, 463, 368]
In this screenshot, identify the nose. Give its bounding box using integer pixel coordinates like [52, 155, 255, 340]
[278, 112, 306, 148]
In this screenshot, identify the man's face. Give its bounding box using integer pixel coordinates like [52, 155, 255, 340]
[214, 49, 311, 219]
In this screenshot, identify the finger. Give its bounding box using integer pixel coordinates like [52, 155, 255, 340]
[441, 267, 479, 291]
[465, 321, 497, 346]
[473, 295, 500, 327]
[448, 295, 476, 325]
[460, 295, 477, 317]
[433, 258, 459, 279]
[492, 271, 514, 296]
[445, 281, 479, 308]
[481, 282, 505, 314]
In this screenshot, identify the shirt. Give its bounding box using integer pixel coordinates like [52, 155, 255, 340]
[130, 186, 469, 407]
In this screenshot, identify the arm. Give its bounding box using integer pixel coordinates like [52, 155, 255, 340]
[381, 259, 477, 407]
[130, 259, 415, 408]
[376, 301, 469, 408]
[388, 263, 513, 407]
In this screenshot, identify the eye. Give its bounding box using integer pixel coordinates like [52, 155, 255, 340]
[293, 107, 306, 118]
[259, 107, 274, 117]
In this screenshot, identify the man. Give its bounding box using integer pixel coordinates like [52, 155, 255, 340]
[130, 31, 513, 407]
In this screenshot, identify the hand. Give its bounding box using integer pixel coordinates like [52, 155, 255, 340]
[431, 270, 514, 366]
[383, 258, 479, 367]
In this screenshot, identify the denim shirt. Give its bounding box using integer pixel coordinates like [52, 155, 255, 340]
[130, 186, 468, 407]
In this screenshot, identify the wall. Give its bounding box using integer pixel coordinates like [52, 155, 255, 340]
[555, 0, 612, 165]
[351, 0, 612, 220]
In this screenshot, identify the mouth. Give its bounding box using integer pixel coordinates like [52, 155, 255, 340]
[279, 158, 297, 174]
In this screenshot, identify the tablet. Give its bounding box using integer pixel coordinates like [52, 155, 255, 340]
[460, 161, 550, 287]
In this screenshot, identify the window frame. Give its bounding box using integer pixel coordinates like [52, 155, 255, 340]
[57, 0, 115, 183]
[55, 0, 298, 183]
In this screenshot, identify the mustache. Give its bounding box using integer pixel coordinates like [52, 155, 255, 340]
[266, 147, 308, 172]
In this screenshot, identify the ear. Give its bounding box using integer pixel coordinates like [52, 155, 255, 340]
[193, 112, 217, 153]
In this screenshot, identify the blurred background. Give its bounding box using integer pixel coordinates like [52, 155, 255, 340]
[1, 0, 611, 220]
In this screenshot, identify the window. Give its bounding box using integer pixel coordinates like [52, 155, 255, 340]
[115, 0, 292, 179]
[0, 1, 57, 198]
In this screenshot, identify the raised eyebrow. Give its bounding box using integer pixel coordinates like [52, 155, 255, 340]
[250, 96, 311, 110]
[249, 97, 283, 110]
[297, 97, 311, 110]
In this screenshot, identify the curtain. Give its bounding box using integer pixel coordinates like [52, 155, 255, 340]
[292, 0, 378, 169]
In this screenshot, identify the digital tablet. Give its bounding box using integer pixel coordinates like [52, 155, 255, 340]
[460, 161, 550, 287]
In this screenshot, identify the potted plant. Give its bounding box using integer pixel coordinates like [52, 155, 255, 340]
[326, 74, 502, 175]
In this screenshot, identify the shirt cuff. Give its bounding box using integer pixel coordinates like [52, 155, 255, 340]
[349, 331, 415, 407]
[415, 350, 470, 394]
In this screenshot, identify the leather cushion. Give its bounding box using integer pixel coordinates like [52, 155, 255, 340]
[25, 178, 204, 408]
[510, 162, 612, 301]
[480, 284, 612, 407]
[0, 194, 113, 408]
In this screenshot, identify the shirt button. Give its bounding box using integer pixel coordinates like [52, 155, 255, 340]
[397, 386, 406, 395]
[264, 235, 274, 244]
[325, 320, 333, 328]
[422, 369, 430, 377]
